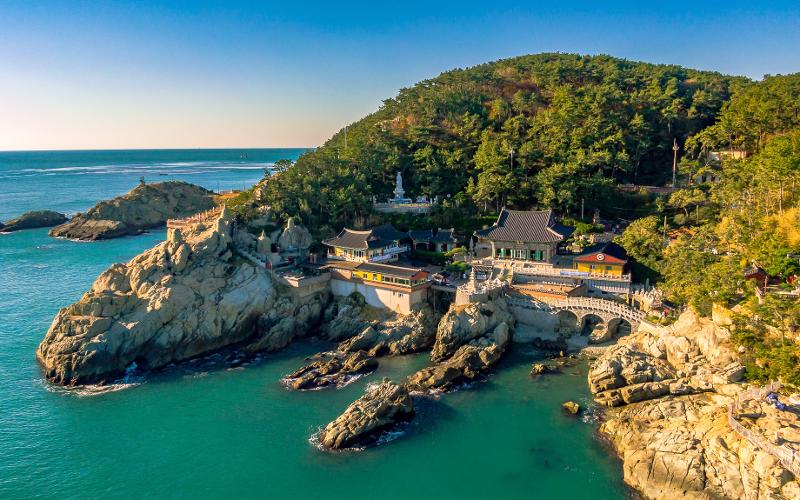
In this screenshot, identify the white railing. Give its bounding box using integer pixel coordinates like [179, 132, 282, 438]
[369, 246, 408, 262]
[507, 295, 647, 323]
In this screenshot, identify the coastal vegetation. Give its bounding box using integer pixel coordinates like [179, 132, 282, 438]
[259, 53, 746, 232]
[254, 54, 800, 386]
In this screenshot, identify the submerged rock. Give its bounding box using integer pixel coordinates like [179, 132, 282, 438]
[530, 363, 557, 377]
[318, 379, 413, 450]
[1, 210, 68, 232]
[49, 181, 215, 240]
[562, 401, 580, 415]
[283, 351, 377, 390]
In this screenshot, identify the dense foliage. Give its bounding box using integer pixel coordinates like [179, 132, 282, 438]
[261, 53, 746, 230]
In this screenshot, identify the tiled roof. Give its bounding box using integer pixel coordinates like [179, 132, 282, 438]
[322, 224, 406, 249]
[577, 241, 629, 262]
[431, 228, 457, 243]
[408, 229, 434, 241]
[475, 209, 573, 243]
[408, 228, 458, 243]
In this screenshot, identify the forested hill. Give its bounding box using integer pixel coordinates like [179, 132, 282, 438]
[261, 53, 749, 230]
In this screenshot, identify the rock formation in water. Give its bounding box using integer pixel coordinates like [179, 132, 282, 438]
[318, 379, 414, 450]
[406, 297, 514, 392]
[590, 310, 800, 498]
[37, 209, 327, 385]
[284, 306, 440, 390]
[1, 210, 68, 232]
[49, 181, 215, 240]
[283, 351, 378, 390]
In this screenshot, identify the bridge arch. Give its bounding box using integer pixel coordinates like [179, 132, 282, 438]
[580, 313, 605, 335]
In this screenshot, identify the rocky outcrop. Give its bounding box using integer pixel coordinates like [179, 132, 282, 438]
[318, 379, 414, 450]
[591, 309, 799, 498]
[49, 181, 215, 240]
[338, 306, 440, 356]
[589, 310, 743, 407]
[37, 210, 324, 385]
[282, 351, 377, 390]
[245, 291, 329, 354]
[430, 298, 515, 361]
[406, 296, 514, 392]
[1, 210, 68, 232]
[602, 393, 800, 499]
[322, 294, 369, 341]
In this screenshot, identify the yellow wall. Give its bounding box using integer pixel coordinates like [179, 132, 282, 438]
[574, 261, 623, 276]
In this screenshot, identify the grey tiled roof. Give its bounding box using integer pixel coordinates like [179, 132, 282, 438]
[323, 224, 407, 249]
[408, 229, 434, 241]
[475, 209, 573, 243]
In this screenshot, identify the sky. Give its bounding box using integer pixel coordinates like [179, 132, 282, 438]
[1, 0, 799, 151]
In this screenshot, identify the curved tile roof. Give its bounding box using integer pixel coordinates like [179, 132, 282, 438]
[475, 209, 573, 243]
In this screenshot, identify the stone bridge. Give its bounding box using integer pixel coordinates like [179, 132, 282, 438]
[506, 295, 651, 338]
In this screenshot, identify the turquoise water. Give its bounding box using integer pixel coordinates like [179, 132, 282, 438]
[0, 151, 627, 499]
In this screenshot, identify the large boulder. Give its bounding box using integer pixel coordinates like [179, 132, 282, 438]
[338, 306, 440, 356]
[430, 296, 514, 361]
[1, 210, 68, 232]
[37, 212, 280, 385]
[318, 379, 413, 450]
[49, 181, 215, 240]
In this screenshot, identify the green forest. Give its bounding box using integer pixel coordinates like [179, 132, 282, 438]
[236, 53, 800, 383]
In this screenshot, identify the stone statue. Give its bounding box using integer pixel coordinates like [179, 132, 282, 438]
[393, 171, 405, 200]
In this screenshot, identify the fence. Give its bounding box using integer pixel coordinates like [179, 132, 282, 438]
[728, 383, 800, 477]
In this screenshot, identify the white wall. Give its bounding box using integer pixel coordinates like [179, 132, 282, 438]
[330, 278, 425, 314]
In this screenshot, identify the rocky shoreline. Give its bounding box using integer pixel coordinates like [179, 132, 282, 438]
[35, 207, 800, 497]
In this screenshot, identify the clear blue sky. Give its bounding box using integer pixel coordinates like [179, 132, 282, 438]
[1, 0, 799, 150]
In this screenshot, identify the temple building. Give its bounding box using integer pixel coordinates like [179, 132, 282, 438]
[572, 242, 629, 277]
[472, 208, 632, 297]
[474, 209, 573, 261]
[322, 224, 409, 263]
[408, 228, 458, 253]
[322, 224, 430, 313]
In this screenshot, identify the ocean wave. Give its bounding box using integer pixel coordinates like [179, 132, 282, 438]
[38, 363, 145, 397]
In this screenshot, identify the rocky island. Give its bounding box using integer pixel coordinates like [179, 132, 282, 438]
[1, 210, 68, 232]
[49, 180, 215, 240]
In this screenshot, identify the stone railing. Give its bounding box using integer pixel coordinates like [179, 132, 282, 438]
[728, 383, 800, 477]
[506, 295, 648, 324]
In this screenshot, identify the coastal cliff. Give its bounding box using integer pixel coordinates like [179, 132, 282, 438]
[590, 311, 800, 498]
[37, 209, 327, 385]
[49, 181, 215, 240]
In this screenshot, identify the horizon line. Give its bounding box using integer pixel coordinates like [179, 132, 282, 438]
[0, 146, 318, 153]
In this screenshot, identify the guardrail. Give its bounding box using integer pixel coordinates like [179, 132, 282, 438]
[507, 295, 647, 323]
[728, 383, 800, 477]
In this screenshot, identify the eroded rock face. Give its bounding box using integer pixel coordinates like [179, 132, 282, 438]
[339, 306, 440, 356]
[318, 379, 413, 450]
[602, 393, 800, 499]
[589, 309, 743, 407]
[406, 296, 514, 393]
[283, 351, 378, 390]
[430, 298, 514, 362]
[592, 309, 799, 498]
[37, 214, 275, 384]
[49, 181, 214, 240]
[1, 210, 68, 232]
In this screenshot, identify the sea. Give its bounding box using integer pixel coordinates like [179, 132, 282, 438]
[0, 149, 628, 499]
